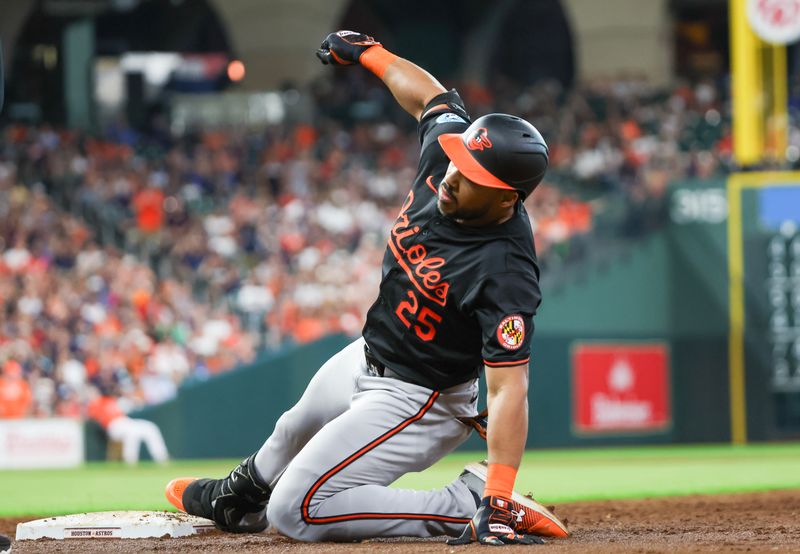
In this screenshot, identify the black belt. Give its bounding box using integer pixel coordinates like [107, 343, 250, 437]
[364, 345, 475, 391]
[364, 345, 410, 382]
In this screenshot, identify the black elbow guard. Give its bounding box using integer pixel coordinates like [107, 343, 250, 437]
[421, 89, 469, 122]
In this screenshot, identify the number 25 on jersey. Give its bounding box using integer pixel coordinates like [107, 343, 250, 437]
[395, 290, 442, 341]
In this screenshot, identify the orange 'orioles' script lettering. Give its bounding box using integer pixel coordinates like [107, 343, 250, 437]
[388, 190, 447, 341]
[388, 191, 450, 307]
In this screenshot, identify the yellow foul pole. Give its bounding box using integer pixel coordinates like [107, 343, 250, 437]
[729, 0, 765, 166]
[767, 43, 788, 161]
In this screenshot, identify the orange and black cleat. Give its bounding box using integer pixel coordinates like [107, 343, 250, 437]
[459, 461, 569, 538]
[165, 477, 198, 513]
[164, 455, 271, 533]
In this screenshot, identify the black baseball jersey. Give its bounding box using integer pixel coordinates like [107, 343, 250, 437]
[362, 95, 542, 390]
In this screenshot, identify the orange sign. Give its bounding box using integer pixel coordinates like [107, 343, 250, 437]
[572, 343, 671, 434]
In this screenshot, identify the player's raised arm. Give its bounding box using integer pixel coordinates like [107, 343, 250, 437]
[316, 30, 446, 121]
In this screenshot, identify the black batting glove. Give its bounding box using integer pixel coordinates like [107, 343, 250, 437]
[316, 30, 381, 66]
[448, 496, 545, 546]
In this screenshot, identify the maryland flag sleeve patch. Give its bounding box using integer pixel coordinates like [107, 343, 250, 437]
[497, 315, 525, 350]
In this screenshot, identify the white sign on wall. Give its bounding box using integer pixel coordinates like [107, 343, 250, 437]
[747, 0, 800, 44]
[670, 188, 728, 224]
[0, 418, 84, 469]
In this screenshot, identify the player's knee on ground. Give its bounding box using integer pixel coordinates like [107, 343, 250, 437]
[267, 470, 333, 542]
[267, 478, 309, 541]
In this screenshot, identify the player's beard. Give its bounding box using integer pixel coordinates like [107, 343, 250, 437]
[436, 179, 496, 225]
[436, 197, 493, 224]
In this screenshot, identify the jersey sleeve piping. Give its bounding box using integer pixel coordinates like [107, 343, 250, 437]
[484, 357, 530, 368]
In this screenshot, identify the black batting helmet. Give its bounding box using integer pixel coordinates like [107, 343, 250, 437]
[438, 113, 549, 200]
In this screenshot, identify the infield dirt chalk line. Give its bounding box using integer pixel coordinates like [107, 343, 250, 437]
[16, 511, 215, 540]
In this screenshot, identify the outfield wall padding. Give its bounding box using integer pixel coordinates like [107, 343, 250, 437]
[91, 330, 729, 460]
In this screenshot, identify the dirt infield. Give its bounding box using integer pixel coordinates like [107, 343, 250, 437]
[3, 489, 799, 553]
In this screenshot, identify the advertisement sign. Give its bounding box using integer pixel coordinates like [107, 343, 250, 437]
[0, 418, 84, 469]
[572, 343, 671, 434]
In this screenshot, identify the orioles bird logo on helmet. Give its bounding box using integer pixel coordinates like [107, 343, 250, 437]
[466, 128, 493, 151]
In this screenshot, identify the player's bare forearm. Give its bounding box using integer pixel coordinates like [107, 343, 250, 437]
[379, 57, 446, 121]
[484, 364, 529, 469]
[316, 31, 445, 121]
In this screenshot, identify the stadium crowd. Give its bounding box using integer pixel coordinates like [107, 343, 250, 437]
[0, 178, 256, 417]
[2, 73, 792, 418]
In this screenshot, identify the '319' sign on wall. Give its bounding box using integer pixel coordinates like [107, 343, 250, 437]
[670, 188, 727, 225]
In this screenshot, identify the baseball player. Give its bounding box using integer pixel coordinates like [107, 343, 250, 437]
[86, 387, 170, 465]
[166, 31, 568, 545]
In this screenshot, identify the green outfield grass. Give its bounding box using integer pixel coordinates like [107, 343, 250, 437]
[1, 443, 799, 517]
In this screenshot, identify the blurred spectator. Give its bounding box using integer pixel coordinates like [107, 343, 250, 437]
[0, 360, 32, 418]
[133, 183, 165, 234]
